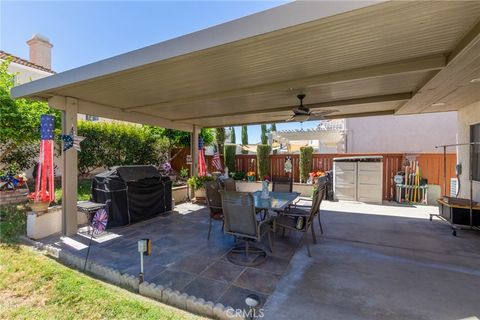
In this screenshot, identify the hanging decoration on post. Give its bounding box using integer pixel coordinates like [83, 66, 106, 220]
[284, 156, 293, 174]
[28, 114, 55, 211]
[61, 126, 85, 152]
[198, 137, 207, 176]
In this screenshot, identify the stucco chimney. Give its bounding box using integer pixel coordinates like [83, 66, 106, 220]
[27, 34, 53, 70]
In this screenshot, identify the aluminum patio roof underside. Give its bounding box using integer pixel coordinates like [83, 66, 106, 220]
[11, 1, 480, 132]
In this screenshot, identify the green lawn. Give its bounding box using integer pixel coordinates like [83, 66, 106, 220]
[0, 245, 206, 320]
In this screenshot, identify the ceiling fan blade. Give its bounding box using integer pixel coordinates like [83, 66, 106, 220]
[292, 107, 309, 115]
[285, 115, 296, 122]
[311, 109, 339, 116]
[306, 115, 327, 121]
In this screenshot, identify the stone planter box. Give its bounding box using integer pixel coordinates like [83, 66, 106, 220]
[26, 206, 89, 240]
[194, 187, 206, 204]
[172, 185, 188, 204]
[236, 181, 315, 197]
[0, 188, 29, 205]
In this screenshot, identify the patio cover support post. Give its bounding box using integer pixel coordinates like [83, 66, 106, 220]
[191, 125, 200, 177]
[61, 97, 78, 236]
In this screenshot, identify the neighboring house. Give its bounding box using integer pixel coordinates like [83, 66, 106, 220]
[1, 34, 55, 84]
[344, 112, 457, 154]
[271, 120, 346, 153]
[1, 34, 108, 123]
[272, 112, 457, 154]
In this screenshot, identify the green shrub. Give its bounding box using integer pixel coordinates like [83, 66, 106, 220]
[224, 144, 236, 172]
[77, 121, 164, 175]
[179, 167, 189, 179]
[231, 171, 246, 180]
[256, 144, 271, 180]
[299, 146, 314, 183]
[187, 175, 214, 191]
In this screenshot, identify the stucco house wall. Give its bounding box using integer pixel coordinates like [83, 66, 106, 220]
[7, 62, 53, 84]
[345, 112, 457, 154]
[456, 101, 480, 202]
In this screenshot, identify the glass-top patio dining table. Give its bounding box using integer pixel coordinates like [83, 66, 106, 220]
[252, 191, 300, 211]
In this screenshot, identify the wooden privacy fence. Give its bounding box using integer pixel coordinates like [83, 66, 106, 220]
[174, 150, 456, 200]
[410, 153, 457, 197]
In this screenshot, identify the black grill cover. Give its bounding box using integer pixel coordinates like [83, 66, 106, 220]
[91, 165, 172, 228]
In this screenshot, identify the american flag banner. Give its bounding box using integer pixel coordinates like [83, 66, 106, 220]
[34, 115, 55, 202]
[212, 144, 223, 171]
[198, 137, 207, 176]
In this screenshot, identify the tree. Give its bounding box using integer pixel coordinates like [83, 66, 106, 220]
[224, 144, 236, 172]
[230, 127, 236, 143]
[0, 59, 60, 174]
[215, 128, 226, 155]
[299, 146, 314, 183]
[144, 126, 214, 162]
[256, 144, 271, 180]
[260, 124, 268, 145]
[241, 126, 248, 154]
[270, 123, 277, 154]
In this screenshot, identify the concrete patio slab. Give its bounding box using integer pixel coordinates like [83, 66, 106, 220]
[263, 201, 480, 320]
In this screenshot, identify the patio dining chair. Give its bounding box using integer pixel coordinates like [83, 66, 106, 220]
[204, 180, 223, 240]
[274, 183, 325, 257]
[220, 190, 273, 266]
[219, 177, 236, 191]
[272, 175, 293, 193]
[291, 178, 327, 234]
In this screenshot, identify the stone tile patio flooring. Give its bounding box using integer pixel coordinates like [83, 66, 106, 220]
[40, 202, 302, 310]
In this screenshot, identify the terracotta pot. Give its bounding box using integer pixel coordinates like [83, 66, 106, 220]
[28, 200, 50, 214]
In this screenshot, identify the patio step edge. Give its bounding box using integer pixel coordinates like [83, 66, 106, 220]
[20, 236, 242, 320]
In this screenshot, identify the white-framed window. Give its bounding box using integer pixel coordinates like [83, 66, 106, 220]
[86, 115, 99, 122]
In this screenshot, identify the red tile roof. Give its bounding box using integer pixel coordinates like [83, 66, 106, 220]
[0, 50, 55, 74]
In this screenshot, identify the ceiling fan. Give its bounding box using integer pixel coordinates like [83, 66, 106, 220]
[286, 94, 338, 122]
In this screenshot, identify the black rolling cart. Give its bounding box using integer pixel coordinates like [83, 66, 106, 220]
[430, 142, 480, 236]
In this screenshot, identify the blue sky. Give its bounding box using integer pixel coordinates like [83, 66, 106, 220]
[0, 1, 320, 143]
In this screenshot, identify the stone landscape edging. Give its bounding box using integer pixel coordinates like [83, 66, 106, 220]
[21, 236, 243, 320]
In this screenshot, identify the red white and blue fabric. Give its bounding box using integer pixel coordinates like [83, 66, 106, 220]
[198, 137, 207, 176]
[34, 115, 55, 202]
[212, 144, 222, 171]
[92, 208, 108, 232]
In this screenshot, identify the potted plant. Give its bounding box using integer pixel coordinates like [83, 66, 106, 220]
[247, 171, 256, 182]
[27, 192, 50, 214]
[187, 175, 214, 200]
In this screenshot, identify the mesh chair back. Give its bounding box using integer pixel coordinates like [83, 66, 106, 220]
[220, 191, 258, 238]
[272, 176, 293, 193]
[221, 178, 237, 191]
[307, 185, 325, 225]
[204, 180, 222, 216]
